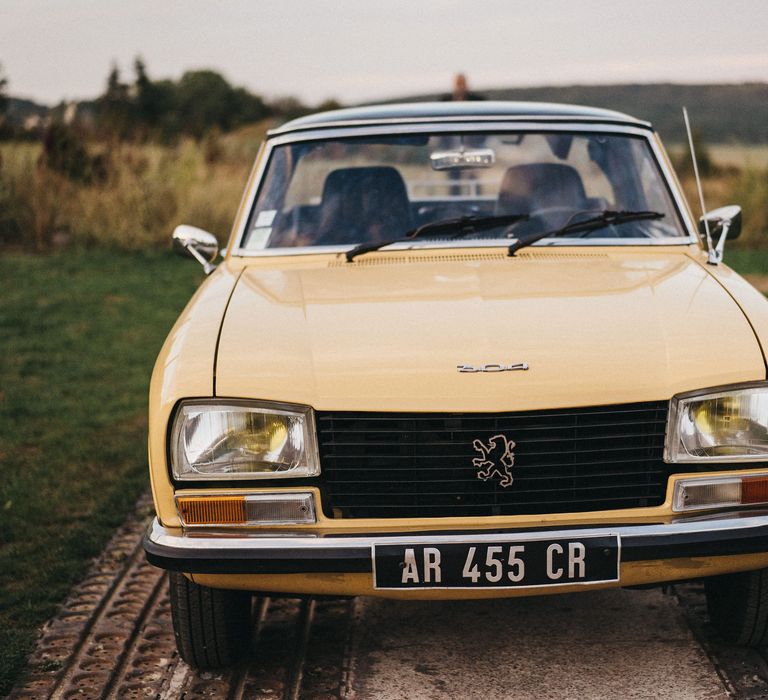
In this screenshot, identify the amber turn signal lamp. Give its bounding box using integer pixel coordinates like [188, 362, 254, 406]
[176, 492, 316, 526]
[742, 477, 768, 504]
[672, 473, 768, 512]
[177, 496, 247, 525]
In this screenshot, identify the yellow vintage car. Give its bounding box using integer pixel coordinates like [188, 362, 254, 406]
[144, 102, 768, 668]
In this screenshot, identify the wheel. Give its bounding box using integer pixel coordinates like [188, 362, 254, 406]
[169, 571, 253, 668]
[705, 568, 768, 646]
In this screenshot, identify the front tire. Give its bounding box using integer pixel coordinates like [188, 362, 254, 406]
[169, 571, 253, 668]
[705, 568, 768, 646]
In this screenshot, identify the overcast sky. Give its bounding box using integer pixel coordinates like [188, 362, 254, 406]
[2, 0, 767, 105]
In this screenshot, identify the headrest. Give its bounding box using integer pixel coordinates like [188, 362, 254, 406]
[321, 166, 408, 204]
[317, 166, 411, 244]
[496, 163, 587, 215]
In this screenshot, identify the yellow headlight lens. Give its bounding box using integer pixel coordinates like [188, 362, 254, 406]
[669, 385, 768, 462]
[220, 415, 289, 459]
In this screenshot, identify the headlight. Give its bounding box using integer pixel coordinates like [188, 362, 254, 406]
[170, 400, 320, 480]
[665, 383, 768, 462]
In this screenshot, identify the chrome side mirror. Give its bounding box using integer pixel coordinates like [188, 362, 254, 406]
[172, 225, 219, 274]
[698, 205, 742, 265]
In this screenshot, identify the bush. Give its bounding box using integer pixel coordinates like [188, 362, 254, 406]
[41, 124, 97, 182]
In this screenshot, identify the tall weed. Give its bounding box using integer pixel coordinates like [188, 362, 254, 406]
[727, 167, 768, 247]
[0, 126, 264, 251]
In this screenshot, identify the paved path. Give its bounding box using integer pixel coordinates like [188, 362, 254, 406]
[9, 498, 768, 699]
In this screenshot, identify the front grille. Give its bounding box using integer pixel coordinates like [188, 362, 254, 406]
[317, 401, 669, 518]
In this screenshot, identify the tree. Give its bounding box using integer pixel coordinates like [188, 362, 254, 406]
[0, 62, 8, 115]
[316, 98, 342, 114]
[230, 86, 270, 125]
[133, 57, 174, 134]
[270, 96, 310, 121]
[174, 70, 238, 138]
[98, 63, 133, 138]
[171, 70, 268, 138]
[91, 60, 280, 141]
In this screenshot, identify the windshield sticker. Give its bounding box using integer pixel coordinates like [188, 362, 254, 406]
[255, 210, 277, 227]
[245, 227, 272, 250]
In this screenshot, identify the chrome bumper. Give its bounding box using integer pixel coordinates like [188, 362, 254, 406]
[143, 510, 768, 575]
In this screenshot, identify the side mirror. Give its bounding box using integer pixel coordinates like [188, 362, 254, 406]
[698, 205, 742, 241]
[698, 205, 742, 265]
[172, 225, 219, 274]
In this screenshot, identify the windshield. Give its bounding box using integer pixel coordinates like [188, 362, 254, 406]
[241, 130, 687, 251]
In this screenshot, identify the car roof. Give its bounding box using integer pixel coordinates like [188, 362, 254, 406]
[268, 101, 651, 136]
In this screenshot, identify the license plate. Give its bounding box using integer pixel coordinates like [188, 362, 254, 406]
[372, 535, 620, 589]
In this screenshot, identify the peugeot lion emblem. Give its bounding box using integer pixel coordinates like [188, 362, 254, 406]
[472, 434, 516, 488]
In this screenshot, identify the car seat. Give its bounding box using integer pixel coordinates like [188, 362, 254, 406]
[315, 166, 412, 245]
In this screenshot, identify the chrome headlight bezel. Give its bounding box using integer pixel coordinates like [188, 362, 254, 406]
[170, 398, 320, 481]
[664, 381, 768, 463]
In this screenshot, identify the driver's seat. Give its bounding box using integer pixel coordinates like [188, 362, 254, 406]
[496, 163, 588, 216]
[315, 166, 412, 245]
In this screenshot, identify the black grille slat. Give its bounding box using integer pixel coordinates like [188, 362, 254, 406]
[322, 459, 663, 470]
[328, 472, 666, 485]
[317, 401, 668, 518]
[328, 484, 665, 497]
[322, 433, 662, 447]
[318, 421, 664, 436]
[322, 445, 663, 460]
[320, 407, 663, 421]
[330, 496, 660, 511]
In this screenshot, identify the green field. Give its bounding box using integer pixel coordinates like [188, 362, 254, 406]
[0, 251, 201, 695]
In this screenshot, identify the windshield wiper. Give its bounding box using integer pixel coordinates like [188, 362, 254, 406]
[345, 213, 529, 262]
[507, 210, 665, 257]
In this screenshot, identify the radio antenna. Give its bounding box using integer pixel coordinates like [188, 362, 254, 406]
[683, 107, 715, 264]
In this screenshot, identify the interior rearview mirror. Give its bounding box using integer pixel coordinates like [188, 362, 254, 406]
[172, 225, 219, 274]
[430, 148, 495, 170]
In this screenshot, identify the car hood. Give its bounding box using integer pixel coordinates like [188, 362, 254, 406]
[215, 250, 765, 412]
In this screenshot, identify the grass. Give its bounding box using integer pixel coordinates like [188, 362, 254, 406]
[0, 250, 201, 695]
[725, 248, 768, 275]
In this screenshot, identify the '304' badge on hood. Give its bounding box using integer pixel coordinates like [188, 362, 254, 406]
[457, 363, 529, 373]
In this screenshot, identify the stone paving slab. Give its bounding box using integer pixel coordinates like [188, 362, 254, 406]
[350, 592, 727, 700]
